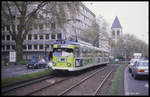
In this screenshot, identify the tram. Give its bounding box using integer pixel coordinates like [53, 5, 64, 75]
[51, 40, 109, 71]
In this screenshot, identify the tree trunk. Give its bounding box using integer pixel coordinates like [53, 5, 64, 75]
[16, 38, 24, 63]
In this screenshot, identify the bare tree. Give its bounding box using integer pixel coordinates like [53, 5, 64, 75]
[2, 1, 46, 63]
[113, 34, 149, 60]
[2, 1, 81, 63]
[80, 20, 100, 47]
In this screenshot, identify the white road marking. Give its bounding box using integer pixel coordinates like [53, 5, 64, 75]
[124, 67, 129, 95]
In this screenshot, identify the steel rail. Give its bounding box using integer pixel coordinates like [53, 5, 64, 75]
[57, 67, 106, 96]
[27, 76, 73, 96]
[92, 70, 113, 96]
[2, 72, 57, 93]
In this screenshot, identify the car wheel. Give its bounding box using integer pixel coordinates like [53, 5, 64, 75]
[131, 72, 133, 76]
[133, 73, 138, 79]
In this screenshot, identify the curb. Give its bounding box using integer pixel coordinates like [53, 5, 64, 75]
[124, 66, 129, 95]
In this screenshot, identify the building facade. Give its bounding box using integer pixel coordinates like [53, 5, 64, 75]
[2, 2, 96, 61]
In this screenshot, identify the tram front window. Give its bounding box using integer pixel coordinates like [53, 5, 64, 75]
[53, 48, 73, 57]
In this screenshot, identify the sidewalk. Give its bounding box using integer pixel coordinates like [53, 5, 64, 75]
[1, 64, 46, 79]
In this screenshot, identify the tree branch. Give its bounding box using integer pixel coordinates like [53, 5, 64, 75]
[6, 1, 16, 37]
[14, 1, 22, 14]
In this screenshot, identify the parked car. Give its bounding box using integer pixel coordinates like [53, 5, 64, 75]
[46, 61, 53, 69]
[128, 59, 139, 73]
[131, 60, 149, 79]
[115, 58, 119, 62]
[27, 58, 47, 69]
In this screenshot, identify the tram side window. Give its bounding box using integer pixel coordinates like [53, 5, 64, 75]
[75, 47, 80, 57]
[82, 48, 86, 57]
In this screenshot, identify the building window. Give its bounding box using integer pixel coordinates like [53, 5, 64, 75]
[112, 30, 115, 36]
[12, 45, 15, 50]
[34, 24, 38, 29]
[23, 45, 26, 50]
[39, 24, 43, 30]
[46, 45, 49, 49]
[34, 45, 37, 50]
[34, 34, 38, 40]
[12, 35, 15, 40]
[2, 26, 5, 31]
[2, 35, 5, 40]
[28, 34, 32, 40]
[51, 34, 55, 39]
[6, 25, 10, 31]
[46, 34, 49, 40]
[17, 25, 20, 31]
[6, 45, 10, 50]
[39, 45, 43, 49]
[29, 25, 32, 30]
[12, 25, 15, 31]
[6, 35, 10, 40]
[39, 35, 43, 40]
[2, 45, 4, 50]
[57, 33, 62, 40]
[117, 30, 120, 35]
[28, 45, 32, 50]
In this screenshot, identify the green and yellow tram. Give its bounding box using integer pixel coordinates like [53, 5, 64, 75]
[51, 40, 109, 71]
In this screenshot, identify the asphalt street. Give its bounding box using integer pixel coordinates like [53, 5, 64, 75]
[1, 65, 46, 79]
[124, 66, 149, 95]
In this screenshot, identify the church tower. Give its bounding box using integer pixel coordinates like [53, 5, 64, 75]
[111, 16, 122, 44]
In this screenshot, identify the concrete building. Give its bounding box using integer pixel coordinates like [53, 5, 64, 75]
[2, 2, 96, 61]
[111, 16, 122, 44]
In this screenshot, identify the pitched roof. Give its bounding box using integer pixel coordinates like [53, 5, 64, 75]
[111, 16, 122, 28]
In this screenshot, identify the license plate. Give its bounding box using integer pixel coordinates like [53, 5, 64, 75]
[144, 70, 148, 72]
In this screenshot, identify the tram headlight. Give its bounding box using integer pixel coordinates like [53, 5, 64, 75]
[53, 62, 56, 66]
[67, 63, 71, 67]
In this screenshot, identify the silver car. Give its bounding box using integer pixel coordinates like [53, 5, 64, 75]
[131, 60, 149, 79]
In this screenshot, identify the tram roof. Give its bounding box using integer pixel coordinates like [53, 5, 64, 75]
[53, 40, 109, 52]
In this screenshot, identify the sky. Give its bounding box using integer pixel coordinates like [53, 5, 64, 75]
[83, 2, 149, 45]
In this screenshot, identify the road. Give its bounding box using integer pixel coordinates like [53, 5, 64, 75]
[1, 65, 46, 79]
[124, 66, 149, 95]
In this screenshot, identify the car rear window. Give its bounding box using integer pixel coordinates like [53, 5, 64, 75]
[137, 61, 148, 67]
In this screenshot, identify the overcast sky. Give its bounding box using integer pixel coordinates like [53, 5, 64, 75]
[83, 2, 149, 45]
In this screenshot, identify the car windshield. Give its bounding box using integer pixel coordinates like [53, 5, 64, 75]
[39, 59, 46, 63]
[53, 48, 73, 57]
[29, 59, 39, 63]
[137, 61, 149, 67]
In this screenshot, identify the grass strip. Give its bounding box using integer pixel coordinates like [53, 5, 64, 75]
[110, 62, 127, 95]
[2, 69, 52, 87]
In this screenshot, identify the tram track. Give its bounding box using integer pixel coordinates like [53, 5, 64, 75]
[2, 72, 57, 94]
[3, 65, 114, 96]
[29, 65, 107, 95]
[57, 67, 106, 96]
[57, 66, 114, 96]
[92, 70, 113, 95]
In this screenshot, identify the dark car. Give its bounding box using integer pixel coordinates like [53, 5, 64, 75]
[27, 58, 47, 69]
